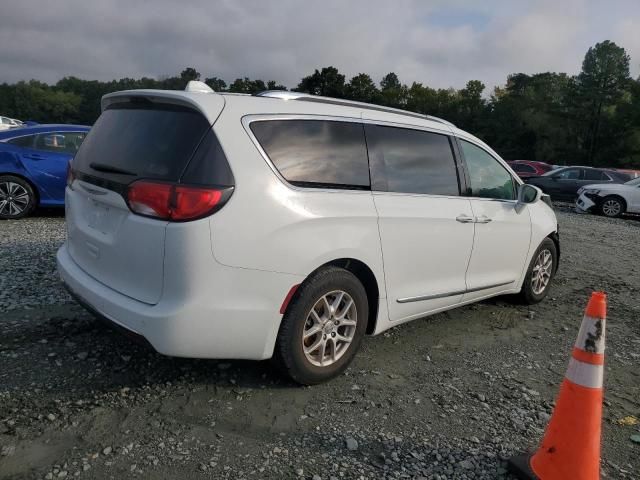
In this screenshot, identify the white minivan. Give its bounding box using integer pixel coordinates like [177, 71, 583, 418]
[57, 82, 559, 384]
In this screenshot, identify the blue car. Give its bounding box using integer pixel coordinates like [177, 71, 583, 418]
[0, 124, 90, 219]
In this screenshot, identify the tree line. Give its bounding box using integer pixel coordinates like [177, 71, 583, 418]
[0, 40, 638, 168]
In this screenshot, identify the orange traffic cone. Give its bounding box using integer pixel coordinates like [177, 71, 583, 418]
[508, 291, 607, 480]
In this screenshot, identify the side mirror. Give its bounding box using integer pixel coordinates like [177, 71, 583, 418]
[515, 184, 542, 213]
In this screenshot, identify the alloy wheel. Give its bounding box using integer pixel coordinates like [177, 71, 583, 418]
[0, 182, 30, 217]
[602, 199, 622, 217]
[302, 290, 357, 367]
[531, 249, 553, 295]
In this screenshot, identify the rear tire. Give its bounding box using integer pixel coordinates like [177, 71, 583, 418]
[273, 266, 368, 385]
[600, 195, 625, 218]
[515, 238, 557, 305]
[0, 175, 36, 220]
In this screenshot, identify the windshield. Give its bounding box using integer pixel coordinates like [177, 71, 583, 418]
[625, 177, 640, 186]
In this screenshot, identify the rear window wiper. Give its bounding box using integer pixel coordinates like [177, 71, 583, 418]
[89, 162, 137, 176]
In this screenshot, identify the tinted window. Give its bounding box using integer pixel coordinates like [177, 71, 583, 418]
[74, 103, 210, 181]
[181, 129, 234, 186]
[35, 132, 86, 154]
[512, 163, 536, 173]
[460, 140, 515, 200]
[366, 125, 459, 195]
[8, 135, 35, 148]
[555, 168, 581, 180]
[250, 120, 369, 189]
[584, 169, 607, 181]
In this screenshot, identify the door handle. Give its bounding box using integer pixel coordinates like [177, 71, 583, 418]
[475, 215, 492, 223]
[25, 154, 45, 160]
[456, 214, 474, 223]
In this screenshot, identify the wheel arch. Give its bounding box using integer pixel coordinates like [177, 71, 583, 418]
[601, 194, 627, 214]
[287, 258, 381, 335]
[547, 231, 560, 273]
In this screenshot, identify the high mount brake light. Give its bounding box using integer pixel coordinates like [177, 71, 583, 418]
[126, 180, 231, 221]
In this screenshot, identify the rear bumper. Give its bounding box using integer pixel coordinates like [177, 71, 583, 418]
[57, 243, 303, 360]
[62, 281, 153, 349]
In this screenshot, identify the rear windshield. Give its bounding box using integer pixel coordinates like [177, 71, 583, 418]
[74, 102, 211, 181]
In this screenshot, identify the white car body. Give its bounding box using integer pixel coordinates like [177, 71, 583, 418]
[0, 116, 23, 131]
[57, 83, 559, 361]
[576, 179, 640, 215]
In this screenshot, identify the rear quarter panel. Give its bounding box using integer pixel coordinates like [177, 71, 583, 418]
[0, 144, 51, 201]
[0, 145, 24, 173]
[206, 103, 387, 301]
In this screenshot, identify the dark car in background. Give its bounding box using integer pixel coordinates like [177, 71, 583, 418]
[0, 124, 90, 219]
[525, 166, 632, 201]
[507, 160, 554, 179]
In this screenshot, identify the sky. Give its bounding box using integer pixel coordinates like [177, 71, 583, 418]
[1, 0, 639, 92]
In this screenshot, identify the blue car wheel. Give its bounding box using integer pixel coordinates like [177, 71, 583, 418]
[0, 175, 36, 219]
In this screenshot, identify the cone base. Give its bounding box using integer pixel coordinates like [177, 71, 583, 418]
[507, 453, 539, 480]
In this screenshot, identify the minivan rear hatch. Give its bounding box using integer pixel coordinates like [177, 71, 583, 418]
[66, 93, 227, 304]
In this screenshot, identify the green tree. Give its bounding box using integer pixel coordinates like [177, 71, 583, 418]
[574, 41, 631, 164]
[180, 67, 201, 82]
[204, 76, 227, 92]
[295, 67, 346, 97]
[229, 77, 267, 94]
[0, 47, 637, 168]
[379, 72, 407, 107]
[346, 73, 379, 103]
[10, 81, 81, 123]
[485, 73, 573, 162]
[266, 80, 287, 91]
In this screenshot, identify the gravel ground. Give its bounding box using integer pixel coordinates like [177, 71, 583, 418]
[0, 207, 639, 480]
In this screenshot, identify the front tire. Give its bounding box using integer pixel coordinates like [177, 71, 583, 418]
[516, 238, 557, 305]
[600, 196, 625, 218]
[274, 267, 368, 385]
[0, 175, 36, 220]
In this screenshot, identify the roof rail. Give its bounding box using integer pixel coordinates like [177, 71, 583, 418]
[254, 91, 456, 127]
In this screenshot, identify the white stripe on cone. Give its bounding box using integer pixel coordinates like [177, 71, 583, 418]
[574, 315, 606, 354]
[565, 357, 604, 389]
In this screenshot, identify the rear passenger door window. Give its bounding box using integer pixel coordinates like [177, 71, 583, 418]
[556, 168, 582, 180]
[35, 132, 87, 155]
[8, 135, 36, 148]
[459, 140, 515, 200]
[584, 169, 608, 181]
[365, 124, 459, 195]
[250, 119, 370, 189]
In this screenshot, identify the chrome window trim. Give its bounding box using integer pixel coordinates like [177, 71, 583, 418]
[371, 191, 466, 201]
[1, 133, 37, 144]
[397, 280, 516, 303]
[2, 131, 87, 144]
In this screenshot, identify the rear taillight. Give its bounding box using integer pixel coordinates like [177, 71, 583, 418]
[126, 180, 232, 221]
[66, 161, 75, 189]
